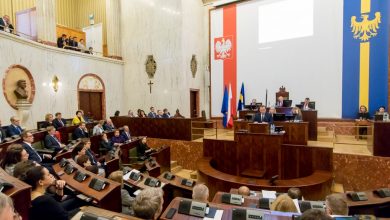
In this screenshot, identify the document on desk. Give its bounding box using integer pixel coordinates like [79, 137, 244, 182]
[262, 190, 277, 199]
[203, 209, 223, 220]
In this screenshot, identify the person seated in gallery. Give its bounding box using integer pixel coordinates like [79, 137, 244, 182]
[325, 193, 349, 217]
[103, 119, 115, 131]
[287, 187, 302, 200]
[92, 120, 105, 136]
[76, 155, 99, 175]
[72, 122, 89, 140]
[276, 96, 284, 107]
[253, 106, 273, 123]
[237, 186, 251, 196]
[156, 110, 163, 118]
[52, 112, 66, 129]
[128, 109, 136, 117]
[292, 107, 303, 121]
[57, 34, 67, 48]
[162, 108, 171, 118]
[137, 137, 154, 159]
[71, 110, 85, 126]
[133, 188, 164, 220]
[192, 184, 209, 203]
[0, 15, 14, 33]
[270, 194, 298, 213]
[111, 129, 126, 147]
[44, 126, 66, 153]
[100, 133, 114, 154]
[40, 113, 55, 129]
[173, 109, 185, 118]
[22, 131, 53, 166]
[0, 144, 29, 176]
[108, 171, 135, 215]
[78, 39, 86, 51]
[6, 116, 23, 137]
[148, 106, 157, 118]
[121, 125, 131, 141]
[114, 110, 120, 117]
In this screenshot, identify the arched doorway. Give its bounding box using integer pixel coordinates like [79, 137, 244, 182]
[77, 74, 106, 120]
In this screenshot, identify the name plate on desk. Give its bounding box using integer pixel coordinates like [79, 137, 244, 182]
[178, 199, 208, 217]
[181, 178, 194, 187]
[232, 208, 266, 220]
[221, 193, 244, 205]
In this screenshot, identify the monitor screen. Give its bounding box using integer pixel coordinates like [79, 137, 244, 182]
[308, 101, 315, 109]
[273, 113, 286, 121]
[283, 100, 292, 107]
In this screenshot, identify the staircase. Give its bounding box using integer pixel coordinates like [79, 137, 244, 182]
[317, 126, 334, 142]
[170, 161, 197, 180]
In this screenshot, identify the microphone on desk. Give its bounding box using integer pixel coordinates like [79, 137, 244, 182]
[269, 175, 279, 186]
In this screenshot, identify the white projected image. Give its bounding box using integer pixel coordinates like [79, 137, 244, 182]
[258, 0, 314, 44]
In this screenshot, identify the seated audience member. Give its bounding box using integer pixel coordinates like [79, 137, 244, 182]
[276, 96, 284, 107]
[114, 110, 120, 117]
[148, 106, 157, 118]
[0, 15, 14, 33]
[111, 129, 125, 146]
[72, 122, 89, 140]
[80, 110, 89, 122]
[71, 144, 86, 161]
[25, 166, 69, 220]
[192, 184, 209, 202]
[6, 116, 23, 137]
[71, 110, 85, 126]
[237, 186, 250, 196]
[78, 39, 86, 51]
[133, 188, 164, 220]
[71, 36, 78, 48]
[269, 106, 276, 120]
[86, 46, 94, 55]
[287, 187, 302, 200]
[250, 98, 257, 106]
[57, 34, 66, 48]
[0, 119, 6, 143]
[0, 192, 20, 220]
[40, 113, 54, 129]
[139, 110, 147, 118]
[100, 133, 114, 154]
[21, 131, 53, 164]
[302, 97, 311, 110]
[325, 193, 348, 216]
[103, 119, 115, 131]
[44, 126, 66, 153]
[270, 194, 298, 213]
[52, 112, 66, 129]
[13, 160, 38, 180]
[137, 137, 151, 157]
[76, 155, 98, 175]
[108, 171, 135, 215]
[162, 108, 170, 118]
[292, 107, 302, 121]
[173, 109, 185, 118]
[301, 209, 332, 220]
[0, 144, 29, 175]
[254, 106, 273, 123]
[357, 105, 370, 120]
[128, 110, 135, 117]
[156, 110, 163, 118]
[92, 120, 105, 136]
[121, 125, 131, 141]
[82, 139, 102, 169]
[377, 106, 387, 115]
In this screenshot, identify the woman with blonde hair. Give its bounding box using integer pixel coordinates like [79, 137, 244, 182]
[40, 113, 54, 129]
[270, 194, 298, 213]
[108, 171, 134, 215]
[292, 107, 302, 121]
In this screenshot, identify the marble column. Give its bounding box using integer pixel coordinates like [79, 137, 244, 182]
[36, 0, 57, 45]
[106, 0, 122, 58]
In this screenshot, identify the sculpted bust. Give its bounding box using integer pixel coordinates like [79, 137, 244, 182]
[14, 79, 28, 100]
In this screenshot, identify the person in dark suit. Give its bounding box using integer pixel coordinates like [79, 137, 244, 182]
[111, 129, 125, 147]
[121, 125, 131, 141]
[148, 107, 157, 118]
[72, 122, 89, 140]
[0, 15, 14, 33]
[253, 106, 273, 123]
[57, 34, 67, 48]
[162, 108, 170, 118]
[52, 112, 66, 129]
[103, 119, 115, 131]
[100, 133, 114, 154]
[0, 119, 6, 143]
[137, 137, 151, 157]
[268, 106, 276, 121]
[21, 131, 52, 164]
[40, 113, 54, 129]
[6, 116, 23, 137]
[44, 126, 65, 153]
[156, 110, 163, 118]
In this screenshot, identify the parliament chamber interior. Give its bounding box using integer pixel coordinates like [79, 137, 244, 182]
[0, 0, 390, 219]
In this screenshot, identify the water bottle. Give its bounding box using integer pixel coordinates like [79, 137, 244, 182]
[384, 113, 389, 121]
[271, 124, 275, 133]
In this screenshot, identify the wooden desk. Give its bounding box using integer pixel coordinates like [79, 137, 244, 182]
[0, 138, 21, 158]
[0, 168, 31, 220]
[71, 206, 141, 220]
[118, 137, 143, 164]
[58, 125, 78, 144]
[370, 121, 390, 157]
[53, 159, 122, 212]
[111, 116, 196, 141]
[89, 130, 115, 155]
[158, 171, 194, 200]
[343, 190, 390, 217]
[212, 192, 259, 208]
[355, 120, 371, 139]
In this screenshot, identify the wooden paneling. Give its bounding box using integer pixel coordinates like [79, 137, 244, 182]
[203, 139, 238, 175]
[372, 121, 390, 157]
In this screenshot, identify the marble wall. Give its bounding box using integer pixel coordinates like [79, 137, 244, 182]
[0, 31, 124, 129]
[120, 0, 210, 118]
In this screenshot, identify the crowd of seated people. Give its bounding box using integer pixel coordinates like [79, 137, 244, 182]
[57, 34, 94, 54]
[124, 107, 185, 118]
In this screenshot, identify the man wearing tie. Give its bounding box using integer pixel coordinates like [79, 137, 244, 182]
[121, 125, 131, 141]
[52, 112, 66, 129]
[148, 106, 157, 118]
[21, 131, 52, 164]
[72, 122, 89, 140]
[44, 126, 66, 153]
[6, 116, 23, 137]
[276, 96, 284, 107]
[303, 97, 311, 110]
[254, 106, 273, 123]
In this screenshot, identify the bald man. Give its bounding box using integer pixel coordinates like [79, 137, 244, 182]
[192, 184, 209, 203]
[238, 186, 250, 196]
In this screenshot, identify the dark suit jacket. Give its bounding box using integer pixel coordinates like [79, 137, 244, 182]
[57, 37, 65, 48]
[100, 140, 114, 152]
[137, 143, 150, 157]
[52, 118, 66, 129]
[357, 112, 370, 120]
[0, 128, 6, 143]
[162, 113, 170, 118]
[40, 121, 54, 129]
[148, 112, 156, 118]
[253, 113, 273, 123]
[103, 124, 115, 131]
[72, 127, 89, 140]
[86, 149, 98, 165]
[44, 135, 61, 151]
[6, 124, 23, 137]
[22, 142, 42, 163]
[0, 18, 14, 32]
[121, 132, 131, 141]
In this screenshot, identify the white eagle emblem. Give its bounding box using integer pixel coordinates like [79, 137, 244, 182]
[351, 12, 381, 41]
[215, 38, 232, 59]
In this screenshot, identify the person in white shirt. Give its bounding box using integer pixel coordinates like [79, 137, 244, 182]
[78, 39, 86, 52]
[93, 120, 105, 136]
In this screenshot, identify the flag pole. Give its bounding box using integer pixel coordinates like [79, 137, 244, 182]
[265, 89, 268, 107]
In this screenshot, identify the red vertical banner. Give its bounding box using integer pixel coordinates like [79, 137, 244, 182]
[223, 4, 237, 116]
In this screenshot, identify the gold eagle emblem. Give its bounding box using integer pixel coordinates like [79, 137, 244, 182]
[351, 12, 381, 41]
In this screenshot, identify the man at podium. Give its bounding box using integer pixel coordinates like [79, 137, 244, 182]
[254, 106, 273, 123]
